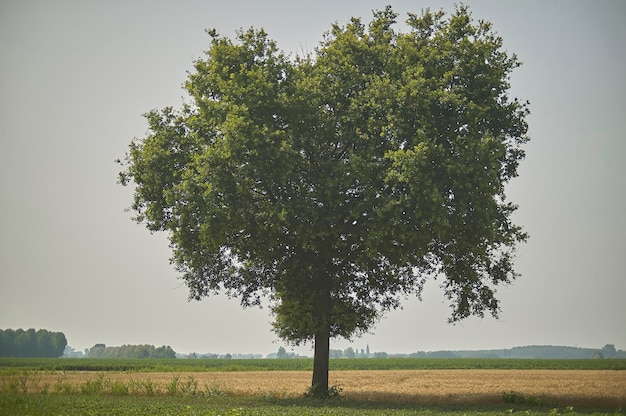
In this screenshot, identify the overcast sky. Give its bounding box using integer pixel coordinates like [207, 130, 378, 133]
[1, 0, 624, 357]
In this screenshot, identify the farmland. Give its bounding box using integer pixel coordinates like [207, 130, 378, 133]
[2, 357, 625, 373]
[1, 358, 625, 415]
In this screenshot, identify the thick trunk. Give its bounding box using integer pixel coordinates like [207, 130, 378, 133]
[311, 329, 330, 397]
[310, 288, 331, 398]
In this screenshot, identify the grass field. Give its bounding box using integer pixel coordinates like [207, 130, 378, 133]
[1, 358, 625, 415]
[3, 394, 585, 416]
[2, 357, 625, 372]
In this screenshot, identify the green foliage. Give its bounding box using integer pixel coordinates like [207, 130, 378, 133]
[0, 371, 41, 394]
[3, 357, 626, 374]
[0, 328, 67, 358]
[165, 374, 181, 396]
[54, 376, 76, 394]
[502, 390, 543, 406]
[165, 374, 199, 396]
[128, 377, 156, 396]
[0, 393, 619, 415]
[88, 344, 176, 359]
[119, 4, 531, 397]
[305, 383, 343, 400]
[119, 3, 529, 344]
[79, 373, 109, 395]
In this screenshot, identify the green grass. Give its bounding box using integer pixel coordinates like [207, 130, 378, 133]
[2, 357, 625, 374]
[0, 393, 619, 416]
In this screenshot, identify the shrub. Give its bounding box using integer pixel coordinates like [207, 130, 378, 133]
[502, 390, 542, 405]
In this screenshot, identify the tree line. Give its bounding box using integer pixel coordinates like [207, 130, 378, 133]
[88, 343, 176, 359]
[0, 328, 67, 357]
[391, 344, 626, 359]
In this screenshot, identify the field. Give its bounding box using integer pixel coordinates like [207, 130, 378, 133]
[1, 358, 625, 415]
[2, 357, 626, 372]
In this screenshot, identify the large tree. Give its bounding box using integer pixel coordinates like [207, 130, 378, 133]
[119, 5, 529, 397]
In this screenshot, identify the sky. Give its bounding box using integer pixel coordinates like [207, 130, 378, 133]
[1, 0, 625, 357]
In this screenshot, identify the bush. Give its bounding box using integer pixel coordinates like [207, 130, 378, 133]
[502, 390, 542, 405]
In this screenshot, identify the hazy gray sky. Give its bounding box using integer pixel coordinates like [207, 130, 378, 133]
[1, 0, 625, 357]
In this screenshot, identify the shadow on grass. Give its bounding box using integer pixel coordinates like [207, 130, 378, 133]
[262, 391, 624, 414]
[1, 393, 622, 416]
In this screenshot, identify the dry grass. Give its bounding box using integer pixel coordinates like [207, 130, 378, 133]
[332, 370, 626, 408]
[3, 369, 625, 408]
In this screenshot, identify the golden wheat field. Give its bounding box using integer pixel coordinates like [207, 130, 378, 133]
[12, 369, 626, 408]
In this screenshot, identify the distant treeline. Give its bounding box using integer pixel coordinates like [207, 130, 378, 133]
[0, 328, 67, 357]
[395, 344, 626, 359]
[88, 344, 176, 359]
[329, 347, 387, 359]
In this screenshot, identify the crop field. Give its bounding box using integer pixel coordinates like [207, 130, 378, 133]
[2, 357, 625, 372]
[1, 359, 625, 415]
[2, 369, 624, 407]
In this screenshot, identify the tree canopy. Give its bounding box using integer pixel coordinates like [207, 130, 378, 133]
[0, 328, 67, 357]
[119, 5, 529, 396]
[88, 344, 176, 359]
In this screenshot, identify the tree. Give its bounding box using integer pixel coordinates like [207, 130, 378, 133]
[0, 329, 67, 357]
[86, 344, 176, 358]
[277, 346, 288, 359]
[344, 347, 356, 359]
[36, 329, 52, 357]
[50, 332, 67, 357]
[119, 5, 529, 397]
[15, 329, 37, 357]
[88, 344, 106, 358]
[602, 344, 616, 358]
[154, 345, 176, 358]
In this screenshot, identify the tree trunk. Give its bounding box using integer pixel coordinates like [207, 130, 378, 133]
[310, 328, 330, 397]
[310, 287, 331, 398]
